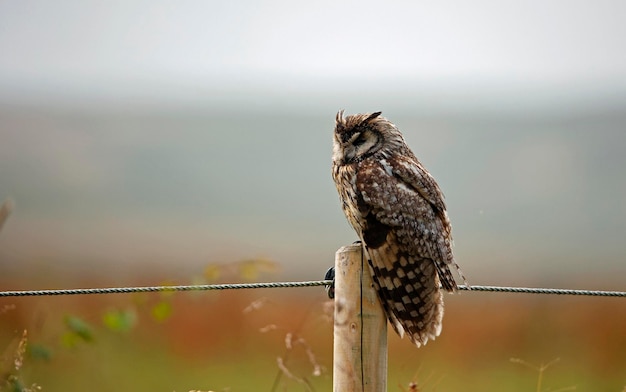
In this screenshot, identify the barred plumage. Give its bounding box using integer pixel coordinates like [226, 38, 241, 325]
[331, 110, 467, 347]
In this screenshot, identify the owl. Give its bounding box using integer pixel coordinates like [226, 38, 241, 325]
[332, 110, 467, 347]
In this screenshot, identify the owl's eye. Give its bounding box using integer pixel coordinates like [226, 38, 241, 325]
[352, 132, 367, 146]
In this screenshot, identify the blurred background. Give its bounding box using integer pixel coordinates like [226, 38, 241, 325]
[1, 1, 625, 391]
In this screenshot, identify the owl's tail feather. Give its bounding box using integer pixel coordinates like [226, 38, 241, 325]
[434, 238, 468, 293]
[365, 240, 444, 348]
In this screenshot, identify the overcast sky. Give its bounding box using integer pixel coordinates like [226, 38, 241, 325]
[1, 0, 625, 105]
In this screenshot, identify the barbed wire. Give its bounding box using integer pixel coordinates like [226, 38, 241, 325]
[0, 281, 624, 298]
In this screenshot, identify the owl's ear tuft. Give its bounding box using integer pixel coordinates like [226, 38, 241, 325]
[366, 111, 383, 122]
[336, 109, 346, 124]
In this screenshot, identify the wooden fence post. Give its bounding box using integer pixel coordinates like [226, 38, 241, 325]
[333, 244, 388, 392]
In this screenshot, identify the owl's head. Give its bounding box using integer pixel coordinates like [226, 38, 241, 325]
[333, 110, 405, 165]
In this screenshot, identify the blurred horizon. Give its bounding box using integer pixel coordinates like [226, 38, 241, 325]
[2, 97, 626, 287]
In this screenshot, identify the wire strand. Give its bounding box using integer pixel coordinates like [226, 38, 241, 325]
[0, 281, 332, 297]
[456, 285, 626, 297]
[0, 281, 624, 298]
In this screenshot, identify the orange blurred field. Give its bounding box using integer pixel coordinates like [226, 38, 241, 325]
[1, 274, 625, 392]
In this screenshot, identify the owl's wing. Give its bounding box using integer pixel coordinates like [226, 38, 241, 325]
[364, 229, 445, 347]
[356, 157, 459, 291]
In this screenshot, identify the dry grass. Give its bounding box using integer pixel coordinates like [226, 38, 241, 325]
[1, 283, 624, 391]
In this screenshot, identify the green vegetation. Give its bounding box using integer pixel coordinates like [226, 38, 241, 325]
[1, 281, 625, 391]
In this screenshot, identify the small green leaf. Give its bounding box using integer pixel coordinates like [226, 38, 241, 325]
[28, 343, 53, 361]
[238, 258, 279, 281]
[63, 315, 94, 345]
[158, 281, 177, 299]
[103, 308, 137, 332]
[8, 375, 23, 392]
[151, 301, 172, 322]
[203, 263, 221, 282]
[61, 331, 79, 348]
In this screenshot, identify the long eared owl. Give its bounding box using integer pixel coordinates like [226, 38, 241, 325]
[332, 110, 466, 347]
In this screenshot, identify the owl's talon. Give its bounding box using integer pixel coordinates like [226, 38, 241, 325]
[324, 267, 335, 299]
